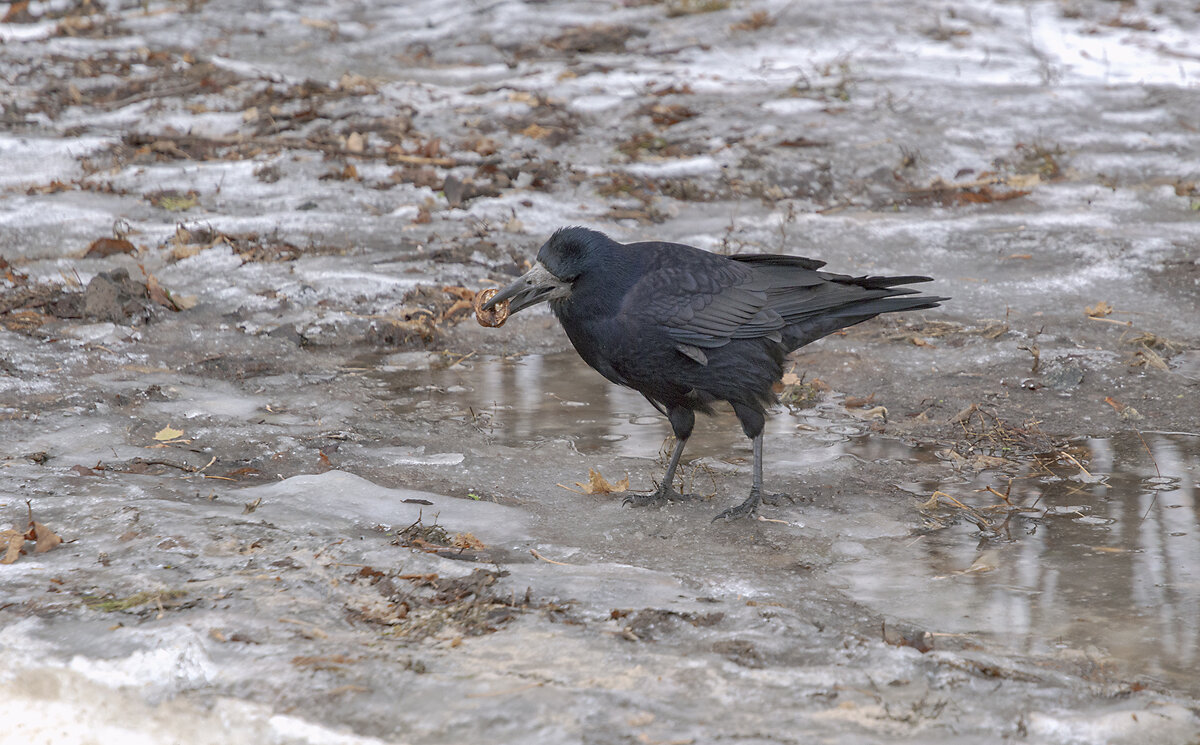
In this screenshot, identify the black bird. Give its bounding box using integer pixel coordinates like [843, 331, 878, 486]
[483, 227, 947, 520]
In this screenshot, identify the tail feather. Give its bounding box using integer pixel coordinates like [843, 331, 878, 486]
[783, 293, 949, 351]
[826, 294, 948, 318]
[844, 274, 935, 290]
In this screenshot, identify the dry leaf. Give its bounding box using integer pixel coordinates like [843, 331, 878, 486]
[452, 532, 485, 549]
[171, 294, 199, 310]
[464, 136, 497, 156]
[1004, 173, 1042, 190]
[30, 522, 62, 553]
[1104, 396, 1143, 420]
[730, 10, 774, 31]
[154, 425, 184, 441]
[970, 454, 1010, 470]
[847, 405, 888, 421]
[521, 123, 552, 140]
[2, 529, 25, 564]
[1103, 396, 1127, 413]
[962, 549, 1000, 574]
[843, 393, 876, 409]
[145, 273, 174, 309]
[576, 468, 629, 494]
[85, 237, 137, 258]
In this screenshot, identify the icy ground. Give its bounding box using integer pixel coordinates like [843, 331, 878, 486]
[2, 0, 1200, 743]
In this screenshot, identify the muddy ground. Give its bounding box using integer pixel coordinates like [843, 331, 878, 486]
[2, 0, 1200, 743]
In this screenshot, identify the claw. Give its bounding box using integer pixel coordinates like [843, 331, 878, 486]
[713, 488, 765, 521]
[712, 502, 758, 521]
[623, 487, 694, 508]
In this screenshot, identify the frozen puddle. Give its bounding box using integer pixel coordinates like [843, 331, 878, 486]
[372, 350, 915, 461]
[381, 352, 1200, 695]
[839, 432, 1200, 695]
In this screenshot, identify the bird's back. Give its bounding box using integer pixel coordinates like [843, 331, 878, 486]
[545, 232, 945, 415]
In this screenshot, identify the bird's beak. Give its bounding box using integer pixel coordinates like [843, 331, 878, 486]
[482, 261, 570, 315]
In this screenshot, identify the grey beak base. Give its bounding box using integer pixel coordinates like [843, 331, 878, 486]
[482, 262, 569, 315]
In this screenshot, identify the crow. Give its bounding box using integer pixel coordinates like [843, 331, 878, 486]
[483, 227, 947, 521]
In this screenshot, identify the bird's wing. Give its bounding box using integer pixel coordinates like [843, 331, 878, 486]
[624, 259, 786, 349]
[622, 250, 935, 352]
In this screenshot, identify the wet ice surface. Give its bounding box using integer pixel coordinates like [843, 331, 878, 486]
[4, 0, 1200, 742]
[394, 353, 1200, 688]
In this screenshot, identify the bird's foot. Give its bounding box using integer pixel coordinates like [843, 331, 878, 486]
[712, 489, 793, 521]
[713, 490, 763, 522]
[623, 486, 694, 508]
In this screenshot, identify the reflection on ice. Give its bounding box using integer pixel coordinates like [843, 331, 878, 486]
[845, 432, 1200, 692]
[384, 352, 1200, 692]
[383, 351, 893, 466]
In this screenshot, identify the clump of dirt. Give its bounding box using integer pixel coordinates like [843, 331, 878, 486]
[544, 24, 647, 55]
[350, 565, 528, 639]
[0, 266, 166, 331]
[612, 607, 725, 641]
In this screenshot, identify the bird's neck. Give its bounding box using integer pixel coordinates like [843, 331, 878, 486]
[551, 251, 640, 322]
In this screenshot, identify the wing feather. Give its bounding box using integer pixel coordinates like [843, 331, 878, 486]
[619, 246, 940, 351]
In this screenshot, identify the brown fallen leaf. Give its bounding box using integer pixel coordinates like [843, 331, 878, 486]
[85, 237, 137, 258]
[575, 468, 629, 495]
[25, 180, 71, 195]
[521, 123, 553, 140]
[847, 405, 888, 421]
[2, 529, 25, 564]
[22, 502, 63, 555]
[154, 425, 185, 442]
[948, 403, 979, 424]
[30, 521, 62, 553]
[463, 136, 497, 156]
[452, 532, 485, 550]
[970, 454, 1011, 470]
[960, 549, 1001, 574]
[843, 393, 877, 409]
[3, 1, 34, 23]
[731, 9, 774, 32]
[145, 273, 173, 309]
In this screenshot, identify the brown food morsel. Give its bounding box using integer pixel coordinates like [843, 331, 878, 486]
[473, 288, 509, 328]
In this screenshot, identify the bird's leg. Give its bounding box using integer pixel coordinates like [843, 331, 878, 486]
[623, 435, 694, 507]
[713, 433, 791, 521]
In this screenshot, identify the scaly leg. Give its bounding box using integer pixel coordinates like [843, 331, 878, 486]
[713, 434, 790, 521]
[624, 435, 695, 507]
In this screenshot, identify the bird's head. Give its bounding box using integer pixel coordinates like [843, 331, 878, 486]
[481, 227, 613, 315]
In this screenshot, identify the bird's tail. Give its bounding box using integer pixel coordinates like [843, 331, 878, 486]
[782, 277, 948, 351]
